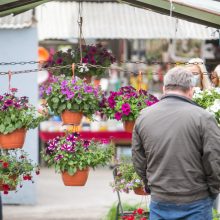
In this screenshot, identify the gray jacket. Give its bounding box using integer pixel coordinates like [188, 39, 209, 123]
[132, 94, 220, 203]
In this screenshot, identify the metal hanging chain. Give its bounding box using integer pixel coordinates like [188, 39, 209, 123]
[0, 60, 208, 66]
[0, 63, 210, 76]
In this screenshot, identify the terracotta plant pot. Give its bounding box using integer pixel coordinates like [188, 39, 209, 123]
[61, 168, 89, 186]
[123, 121, 135, 133]
[133, 187, 148, 196]
[0, 128, 26, 149]
[83, 75, 92, 84]
[0, 175, 18, 191]
[61, 111, 83, 125]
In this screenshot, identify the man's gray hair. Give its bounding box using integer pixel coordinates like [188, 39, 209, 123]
[164, 67, 194, 92]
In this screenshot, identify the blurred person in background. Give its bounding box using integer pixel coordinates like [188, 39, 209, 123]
[186, 58, 212, 90]
[211, 64, 220, 87]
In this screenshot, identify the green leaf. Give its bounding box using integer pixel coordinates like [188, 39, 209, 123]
[52, 97, 59, 103]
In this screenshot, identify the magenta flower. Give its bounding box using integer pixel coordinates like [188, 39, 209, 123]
[4, 100, 13, 107]
[121, 103, 131, 116]
[56, 58, 63, 64]
[108, 97, 116, 109]
[54, 154, 64, 161]
[114, 112, 122, 121]
[61, 143, 75, 153]
[0, 96, 3, 101]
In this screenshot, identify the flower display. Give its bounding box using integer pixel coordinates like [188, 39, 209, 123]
[121, 208, 148, 220]
[43, 44, 115, 78]
[100, 86, 159, 121]
[74, 44, 116, 77]
[111, 161, 145, 193]
[42, 133, 113, 175]
[40, 76, 103, 119]
[0, 150, 39, 194]
[193, 88, 220, 125]
[0, 89, 46, 134]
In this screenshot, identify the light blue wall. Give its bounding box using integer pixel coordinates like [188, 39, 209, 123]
[0, 27, 38, 205]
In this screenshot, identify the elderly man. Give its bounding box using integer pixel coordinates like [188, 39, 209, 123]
[132, 67, 220, 220]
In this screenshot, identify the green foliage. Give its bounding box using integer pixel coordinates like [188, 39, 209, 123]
[40, 76, 103, 119]
[111, 160, 145, 193]
[0, 149, 39, 194]
[42, 133, 114, 175]
[193, 88, 220, 124]
[0, 90, 46, 134]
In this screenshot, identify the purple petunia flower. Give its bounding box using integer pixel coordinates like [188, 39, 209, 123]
[114, 112, 122, 121]
[121, 103, 131, 116]
[108, 97, 116, 109]
[0, 96, 3, 101]
[66, 134, 76, 142]
[4, 100, 13, 107]
[46, 86, 52, 95]
[54, 154, 64, 161]
[84, 86, 93, 93]
[61, 80, 68, 89]
[83, 140, 90, 151]
[61, 143, 75, 153]
[56, 58, 63, 64]
[14, 103, 21, 109]
[73, 85, 80, 90]
[66, 91, 74, 100]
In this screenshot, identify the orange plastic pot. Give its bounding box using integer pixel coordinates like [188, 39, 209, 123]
[123, 121, 135, 133]
[61, 111, 83, 125]
[133, 187, 148, 196]
[61, 168, 89, 186]
[0, 128, 26, 149]
[0, 175, 18, 191]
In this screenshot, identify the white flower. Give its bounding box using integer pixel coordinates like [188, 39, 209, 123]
[209, 100, 220, 113]
[214, 88, 220, 94]
[78, 64, 89, 73]
[193, 87, 202, 94]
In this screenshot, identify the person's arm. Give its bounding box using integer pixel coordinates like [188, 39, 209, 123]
[132, 123, 150, 192]
[202, 115, 220, 198]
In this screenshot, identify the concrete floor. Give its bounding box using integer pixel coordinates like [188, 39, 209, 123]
[3, 168, 149, 220]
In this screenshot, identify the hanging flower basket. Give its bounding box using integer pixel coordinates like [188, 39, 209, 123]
[0, 175, 18, 192]
[0, 128, 26, 149]
[133, 187, 148, 196]
[61, 111, 83, 125]
[62, 168, 89, 186]
[123, 121, 135, 133]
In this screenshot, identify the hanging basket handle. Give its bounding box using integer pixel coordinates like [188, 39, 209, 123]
[72, 63, 75, 80]
[138, 71, 142, 91]
[8, 71, 12, 92]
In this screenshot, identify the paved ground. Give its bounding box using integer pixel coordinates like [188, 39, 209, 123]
[3, 168, 149, 220]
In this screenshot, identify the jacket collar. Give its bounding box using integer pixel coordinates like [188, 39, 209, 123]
[161, 94, 201, 107]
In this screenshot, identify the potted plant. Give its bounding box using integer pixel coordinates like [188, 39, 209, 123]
[0, 149, 40, 194]
[40, 76, 103, 125]
[44, 44, 115, 82]
[100, 86, 159, 132]
[0, 88, 46, 149]
[193, 88, 220, 125]
[42, 132, 113, 186]
[111, 161, 147, 195]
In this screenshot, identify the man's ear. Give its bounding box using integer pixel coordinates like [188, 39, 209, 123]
[163, 86, 166, 95]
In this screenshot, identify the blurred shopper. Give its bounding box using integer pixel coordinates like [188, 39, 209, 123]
[186, 58, 212, 90]
[132, 67, 220, 220]
[211, 64, 220, 87]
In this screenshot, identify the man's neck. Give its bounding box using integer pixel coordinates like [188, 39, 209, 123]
[164, 91, 191, 99]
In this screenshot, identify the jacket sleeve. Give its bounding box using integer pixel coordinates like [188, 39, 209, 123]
[132, 123, 148, 187]
[202, 115, 220, 197]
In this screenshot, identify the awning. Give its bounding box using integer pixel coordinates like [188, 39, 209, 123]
[119, 0, 220, 29]
[36, 1, 218, 40]
[0, 0, 51, 17]
[0, 10, 33, 29]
